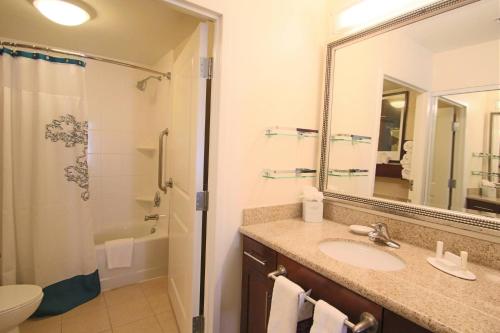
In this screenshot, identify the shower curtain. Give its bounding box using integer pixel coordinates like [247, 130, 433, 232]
[0, 47, 100, 316]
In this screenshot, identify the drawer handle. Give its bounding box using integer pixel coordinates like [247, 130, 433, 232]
[243, 251, 267, 266]
[471, 205, 495, 212]
[264, 291, 269, 328]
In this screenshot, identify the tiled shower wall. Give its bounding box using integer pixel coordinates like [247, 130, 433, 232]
[86, 53, 172, 235]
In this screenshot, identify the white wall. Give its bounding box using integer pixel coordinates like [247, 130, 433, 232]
[432, 40, 500, 92]
[86, 55, 172, 235]
[168, 1, 330, 332]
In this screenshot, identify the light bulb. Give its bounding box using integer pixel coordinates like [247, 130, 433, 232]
[33, 0, 91, 26]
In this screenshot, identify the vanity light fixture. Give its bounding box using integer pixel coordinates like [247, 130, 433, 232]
[335, 0, 439, 32]
[32, 0, 94, 26]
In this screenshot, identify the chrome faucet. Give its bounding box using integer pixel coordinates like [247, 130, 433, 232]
[368, 223, 400, 249]
[144, 214, 165, 221]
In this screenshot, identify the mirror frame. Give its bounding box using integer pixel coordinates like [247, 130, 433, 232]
[319, 0, 500, 234]
[489, 112, 500, 178]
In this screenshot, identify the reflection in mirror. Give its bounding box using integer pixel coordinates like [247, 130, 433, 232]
[427, 90, 500, 218]
[378, 92, 407, 162]
[374, 80, 420, 202]
[490, 112, 500, 180]
[427, 98, 466, 211]
[325, 0, 500, 227]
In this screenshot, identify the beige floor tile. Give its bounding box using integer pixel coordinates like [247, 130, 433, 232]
[140, 276, 168, 297]
[156, 311, 179, 333]
[113, 316, 163, 333]
[19, 316, 62, 333]
[61, 307, 111, 333]
[108, 298, 152, 327]
[145, 292, 172, 314]
[62, 294, 106, 319]
[104, 284, 145, 307]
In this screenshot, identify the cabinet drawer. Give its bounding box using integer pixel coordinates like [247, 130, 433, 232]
[243, 236, 277, 275]
[277, 254, 383, 332]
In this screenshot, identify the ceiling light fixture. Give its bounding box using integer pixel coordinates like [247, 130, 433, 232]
[32, 0, 94, 26]
[389, 100, 406, 109]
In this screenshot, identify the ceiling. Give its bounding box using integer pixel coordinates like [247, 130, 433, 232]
[383, 80, 405, 92]
[402, 0, 500, 53]
[0, 0, 202, 65]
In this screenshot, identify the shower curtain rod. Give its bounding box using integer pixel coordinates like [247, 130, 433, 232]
[0, 41, 171, 79]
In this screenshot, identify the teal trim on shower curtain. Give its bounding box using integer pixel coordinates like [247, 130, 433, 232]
[0, 47, 86, 67]
[33, 270, 100, 317]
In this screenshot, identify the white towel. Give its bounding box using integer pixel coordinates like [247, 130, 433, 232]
[267, 276, 305, 333]
[401, 153, 411, 165]
[402, 168, 412, 180]
[105, 238, 134, 269]
[403, 140, 413, 152]
[310, 300, 348, 333]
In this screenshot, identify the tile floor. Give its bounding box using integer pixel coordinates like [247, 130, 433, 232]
[20, 276, 178, 333]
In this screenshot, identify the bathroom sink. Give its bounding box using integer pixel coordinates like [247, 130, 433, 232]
[319, 240, 406, 271]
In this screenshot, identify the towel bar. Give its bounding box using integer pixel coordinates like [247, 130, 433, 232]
[268, 265, 378, 333]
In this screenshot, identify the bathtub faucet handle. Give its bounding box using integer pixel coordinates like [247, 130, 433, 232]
[144, 214, 166, 221]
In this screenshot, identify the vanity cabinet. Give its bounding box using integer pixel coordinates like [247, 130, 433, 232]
[241, 236, 277, 333]
[465, 197, 500, 214]
[382, 310, 431, 333]
[241, 236, 430, 333]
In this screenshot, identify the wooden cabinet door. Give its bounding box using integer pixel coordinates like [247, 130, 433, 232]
[382, 310, 431, 333]
[241, 237, 277, 333]
[277, 254, 383, 333]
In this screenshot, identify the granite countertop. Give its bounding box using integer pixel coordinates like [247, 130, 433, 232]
[240, 218, 500, 333]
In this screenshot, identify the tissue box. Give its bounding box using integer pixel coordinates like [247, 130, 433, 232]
[303, 200, 323, 223]
[481, 186, 496, 198]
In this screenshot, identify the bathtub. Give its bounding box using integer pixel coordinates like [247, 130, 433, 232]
[94, 221, 168, 290]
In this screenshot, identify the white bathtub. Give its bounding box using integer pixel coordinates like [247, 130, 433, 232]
[94, 221, 168, 290]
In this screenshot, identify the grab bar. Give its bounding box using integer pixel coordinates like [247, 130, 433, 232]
[158, 128, 169, 193]
[268, 265, 378, 333]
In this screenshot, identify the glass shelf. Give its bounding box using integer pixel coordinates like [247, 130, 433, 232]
[471, 171, 500, 177]
[472, 152, 500, 159]
[328, 168, 369, 177]
[136, 146, 156, 152]
[262, 168, 316, 179]
[265, 126, 318, 138]
[330, 133, 371, 144]
[135, 196, 154, 203]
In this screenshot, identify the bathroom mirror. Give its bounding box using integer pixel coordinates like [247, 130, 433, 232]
[378, 91, 408, 163]
[319, 0, 500, 234]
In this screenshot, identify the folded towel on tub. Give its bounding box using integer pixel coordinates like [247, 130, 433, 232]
[105, 238, 134, 269]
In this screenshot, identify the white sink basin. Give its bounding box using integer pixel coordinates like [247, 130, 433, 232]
[319, 240, 406, 271]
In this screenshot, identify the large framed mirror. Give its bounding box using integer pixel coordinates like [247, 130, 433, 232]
[319, 0, 500, 234]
